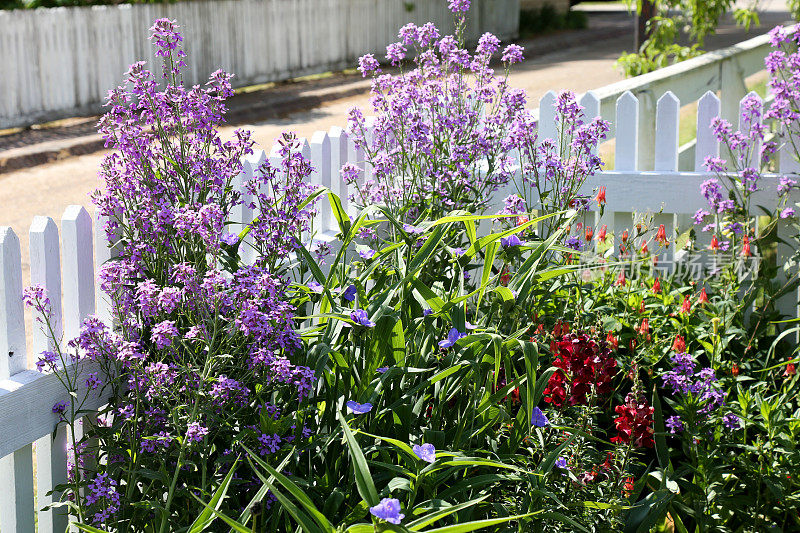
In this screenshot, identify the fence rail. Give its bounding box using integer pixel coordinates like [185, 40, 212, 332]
[2, 40, 799, 533]
[0, 0, 519, 130]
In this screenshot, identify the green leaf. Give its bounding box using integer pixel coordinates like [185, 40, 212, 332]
[74, 525, 110, 533]
[338, 412, 380, 506]
[407, 496, 489, 530]
[328, 190, 351, 236]
[651, 384, 669, 470]
[188, 457, 239, 532]
[421, 512, 540, 532]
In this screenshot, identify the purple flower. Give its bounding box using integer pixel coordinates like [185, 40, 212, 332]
[412, 443, 436, 463]
[369, 498, 405, 524]
[350, 309, 375, 328]
[386, 42, 407, 65]
[52, 401, 67, 415]
[358, 54, 381, 77]
[665, 415, 684, 434]
[502, 44, 524, 64]
[151, 320, 179, 350]
[501, 234, 523, 248]
[308, 281, 323, 293]
[359, 248, 376, 260]
[221, 232, 238, 245]
[423, 308, 434, 316]
[564, 235, 583, 251]
[781, 207, 795, 219]
[555, 456, 568, 469]
[452, 247, 466, 256]
[723, 413, 741, 429]
[343, 284, 357, 302]
[346, 401, 373, 414]
[377, 366, 390, 373]
[186, 422, 209, 443]
[438, 327, 466, 348]
[403, 224, 424, 234]
[530, 406, 549, 427]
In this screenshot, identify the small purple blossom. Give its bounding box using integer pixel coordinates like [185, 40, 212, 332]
[350, 309, 375, 328]
[447, 0, 470, 12]
[530, 406, 549, 427]
[186, 422, 209, 443]
[412, 443, 436, 463]
[308, 281, 323, 293]
[359, 248, 376, 260]
[438, 327, 466, 348]
[343, 284, 357, 302]
[370, 498, 405, 524]
[501, 234, 523, 248]
[501, 44, 524, 64]
[358, 54, 381, 77]
[52, 401, 67, 415]
[555, 456, 568, 469]
[346, 401, 373, 414]
[665, 415, 684, 434]
[403, 224, 424, 234]
[723, 413, 741, 429]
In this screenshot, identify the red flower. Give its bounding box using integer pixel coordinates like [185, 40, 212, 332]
[517, 215, 529, 227]
[785, 361, 796, 377]
[621, 229, 629, 243]
[500, 265, 510, 286]
[598, 225, 608, 243]
[742, 235, 751, 257]
[606, 331, 618, 350]
[543, 332, 617, 407]
[640, 241, 649, 255]
[616, 271, 626, 287]
[672, 334, 686, 352]
[610, 393, 654, 448]
[710, 234, 720, 252]
[697, 287, 709, 304]
[680, 295, 692, 314]
[637, 318, 649, 336]
[622, 476, 635, 498]
[655, 224, 667, 245]
[731, 363, 740, 376]
[653, 278, 661, 294]
[596, 186, 606, 206]
[585, 227, 593, 241]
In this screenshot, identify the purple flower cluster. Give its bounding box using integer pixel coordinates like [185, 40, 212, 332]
[86, 473, 121, 525]
[347, 15, 530, 221]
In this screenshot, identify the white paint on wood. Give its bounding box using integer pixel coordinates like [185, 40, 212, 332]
[61, 206, 95, 341]
[739, 91, 763, 169]
[311, 130, 333, 233]
[329, 126, 351, 217]
[695, 91, 721, 171]
[0, 227, 26, 378]
[615, 91, 638, 171]
[654, 91, 680, 172]
[779, 122, 800, 174]
[0, 445, 35, 533]
[538, 91, 558, 146]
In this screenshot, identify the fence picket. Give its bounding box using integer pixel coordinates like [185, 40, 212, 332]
[615, 91, 638, 171]
[538, 91, 557, 146]
[329, 126, 351, 217]
[0, 226, 35, 533]
[654, 91, 680, 172]
[695, 91, 721, 171]
[311, 130, 333, 233]
[29, 217, 69, 533]
[61, 206, 95, 340]
[779, 122, 800, 174]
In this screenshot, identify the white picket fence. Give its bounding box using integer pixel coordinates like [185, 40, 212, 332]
[2, 42, 800, 533]
[0, 0, 519, 130]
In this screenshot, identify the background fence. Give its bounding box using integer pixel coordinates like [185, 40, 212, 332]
[1, 30, 799, 533]
[0, 0, 519, 130]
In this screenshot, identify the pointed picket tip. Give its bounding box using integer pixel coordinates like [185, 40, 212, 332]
[30, 215, 57, 236]
[311, 129, 330, 146]
[580, 90, 600, 118]
[329, 125, 347, 139]
[657, 91, 680, 108]
[246, 148, 267, 168]
[62, 204, 91, 226]
[617, 90, 638, 108]
[0, 225, 20, 252]
[699, 90, 720, 106]
[268, 144, 282, 159]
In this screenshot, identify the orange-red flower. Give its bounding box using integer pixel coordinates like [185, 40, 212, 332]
[596, 186, 606, 206]
[698, 287, 709, 304]
[731, 363, 740, 376]
[585, 227, 594, 241]
[655, 224, 667, 245]
[680, 295, 692, 314]
[640, 241, 649, 254]
[606, 331, 619, 350]
[517, 215, 529, 227]
[637, 318, 649, 336]
[598, 225, 608, 243]
[616, 270, 626, 287]
[785, 361, 796, 377]
[653, 278, 661, 294]
[742, 235, 751, 257]
[621, 229, 629, 243]
[672, 334, 686, 352]
[710, 234, 720, 252]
